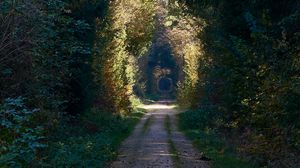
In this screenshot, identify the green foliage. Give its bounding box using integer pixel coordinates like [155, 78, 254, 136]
[31, 0, 92, 114]
[0, 97, 46, 167]
[47, 134, 114, 167]
[2, 0, 299, 167]
[45, 109, 144, 167]
[0, 0, 95, 116]
[0, 0, 109, 167]
[166, 1, 206, 107]
[178, 107, 219, 130]
[179, 110, 255, 168]
[176, 0, 300, 166]
[92, 0, 156, 114]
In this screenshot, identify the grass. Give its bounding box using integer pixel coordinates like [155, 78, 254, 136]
[44, 108, 145, 167]
[168, 139, 182, 168]
[164, 115, 182, 168]
[164, 115, 171, 135]
[178, 111, 256, 168]
[142, 115, 153, 133]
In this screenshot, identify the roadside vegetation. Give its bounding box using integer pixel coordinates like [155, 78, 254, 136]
[1, 0, 299, 167]
[179, 110, 255, 168]
[1, 0, 155, 167]
[45, 108, 145, 167]
[175, 0, 300, 167]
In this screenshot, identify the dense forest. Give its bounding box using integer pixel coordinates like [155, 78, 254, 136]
[0, 0, 299, 167]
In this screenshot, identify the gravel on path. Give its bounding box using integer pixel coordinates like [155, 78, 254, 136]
[110, 102, 211, 168]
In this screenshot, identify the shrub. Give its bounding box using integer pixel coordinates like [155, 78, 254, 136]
[0, 97, 46, 167]
[45, 108, 144, 167]
[179, 106, 219, 130]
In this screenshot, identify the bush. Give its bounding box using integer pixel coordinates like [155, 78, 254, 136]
[0, 97, 46, 167]
[179, 106, 219, 130]
[47, 133, 115, 168]
[45, 108, 144, 167]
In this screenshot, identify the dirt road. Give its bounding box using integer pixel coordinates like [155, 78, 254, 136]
[110, 101, 211, 168]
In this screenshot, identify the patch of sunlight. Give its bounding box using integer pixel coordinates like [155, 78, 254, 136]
[139, 104, 177, 110]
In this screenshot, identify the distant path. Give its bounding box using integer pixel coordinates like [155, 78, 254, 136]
[110, 101, 210, 168]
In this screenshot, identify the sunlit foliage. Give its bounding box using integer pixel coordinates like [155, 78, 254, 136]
[1, 0, 299, 167]
[177, 0, 300, 167]
[165, 1, 206, 107]
[92, 0, 156, 114]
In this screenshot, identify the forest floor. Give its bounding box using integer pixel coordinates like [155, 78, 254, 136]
[110, 101, 211, 168]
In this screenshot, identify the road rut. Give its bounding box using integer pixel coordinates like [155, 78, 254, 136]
[110, 102, 210, 168]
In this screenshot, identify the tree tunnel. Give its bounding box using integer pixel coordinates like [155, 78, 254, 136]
[142, 2, 179, 100]
[94, 0, 204, 112]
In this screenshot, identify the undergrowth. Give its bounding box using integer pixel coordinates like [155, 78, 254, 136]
[44, 108, 145, 167]
[165, 115, 181, 168]
[142, 115, 153, 134]
[178, 110, 256, 168]
[164, 115, 171, 135]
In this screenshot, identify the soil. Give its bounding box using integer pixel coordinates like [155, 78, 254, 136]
[110, 101, 211, 168]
